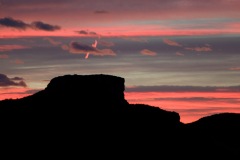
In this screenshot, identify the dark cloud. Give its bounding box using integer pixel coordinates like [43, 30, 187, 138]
[76, 30, 98, 36]
[94, 10, 109, 14]
[126, 85, 240, 92]
[0, 73, 27, 87]
[89, 31, 97, 35]
[31, 21, 60, 31]
[70, 42, 99, 54]
[10, 77, 24, 81]
[0, 17, 60, 31]
[0, 17, 29, 30]
[77, 30, 88, 35]
[67, 41, 116, 56]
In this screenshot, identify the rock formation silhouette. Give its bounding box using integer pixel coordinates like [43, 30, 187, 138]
[0, 74, 239, 158]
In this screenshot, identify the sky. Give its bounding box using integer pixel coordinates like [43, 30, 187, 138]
[0, 0, 240, 123]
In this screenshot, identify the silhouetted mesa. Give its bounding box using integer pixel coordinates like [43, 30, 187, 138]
[0, 74, 239, 157]
[0, 74, 180, 126]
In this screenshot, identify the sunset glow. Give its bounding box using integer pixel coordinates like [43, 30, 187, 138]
[125, 91, 240, 123]
[1, 0, 240, 123]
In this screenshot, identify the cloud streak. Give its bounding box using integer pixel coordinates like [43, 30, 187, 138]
[0, 45, 29, 52]
[43, 37, 62, 46]
[229, 67, 240, 71]
[185, 46, 212, 52]
[163, 38, 213, 53]
[176, 52, 184, 56]
[163, 38, 182, 47]
[140, 49, 157, 56]
[11, 59, 24, 64]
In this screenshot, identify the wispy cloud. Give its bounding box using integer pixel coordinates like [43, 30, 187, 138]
[176, 52, 184, 56]
[163, 38, 212, 53]
[140, 49, 157, 56]
[0, 73, 27, 87]
[43, 37, 62, 46]
[163, 38, 182, 47]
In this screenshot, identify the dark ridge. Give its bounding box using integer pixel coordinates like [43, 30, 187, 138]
[0, 74, 239, 157]
[187, 112, 240, 129]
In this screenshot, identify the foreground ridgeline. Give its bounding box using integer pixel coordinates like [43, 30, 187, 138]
[0, 74, 239, 157]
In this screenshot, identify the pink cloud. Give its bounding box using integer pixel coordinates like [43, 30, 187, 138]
[176, 52, 184, 56]
[163, 38, 182, 47]
[0, 45, 29, 52]
[0, 54, 9, 59]
[229, 67, 240, 71]
[185, 46, 212, 52]
[140, 49, 157, 56]
[61, 44, 69, 50]
[11, 59, 24, 64]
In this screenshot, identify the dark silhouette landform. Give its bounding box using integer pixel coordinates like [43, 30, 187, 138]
[0, 74, 239, 157]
